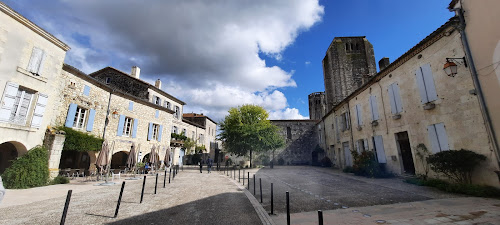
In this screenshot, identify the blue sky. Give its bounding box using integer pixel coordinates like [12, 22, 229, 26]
[4, 0, 454, 122]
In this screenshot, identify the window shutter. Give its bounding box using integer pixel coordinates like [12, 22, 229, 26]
[132, 119, 139, 138]
[415, 67, 429, 103]
[129, 101, 134, 111]
[363, 139, 368, 151]
[388, 84, 397, 114]
[355, 141, 360, 153]
[83, 85, 90, 96]
[158, 125, 163, 141]
[374, 135, 387, 163]
[31, 93, 48, 128]
[393, 84, 403, 113]
[86, 109, 96, 131]
[370, 95, 379, 121]
[64, 103, 78, 127]
[335, 116, 340, 142]
[155, 110, 159, 118]
[427, 124, 441, 153]
[37, 51, 46, 75]
[0, 82, 19, 122]
[346, 112, 350, 129]
[355, 104, 362, 126]
[435, 123, 449, 151]
[27, 47, 43, 74]
[147, 122, 153, 140]
[117, 115, 125, 136]
[421, 64, 438, 102]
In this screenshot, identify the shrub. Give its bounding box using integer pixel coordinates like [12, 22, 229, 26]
[1, 146, 49, 189]
[427, 149, 486, 184]
[351, 151, 393, 178]
[414, 143, 431, 180]
[320, 157, 333, 167]
[58, 127, 103, 152]
[343, 166, 354, 173]
[277, 158, 285, 165]
[49, 176, 69, 185]
[405, 178, 500, 198]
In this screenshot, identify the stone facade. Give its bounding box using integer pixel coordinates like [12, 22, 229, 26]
[319, 18, 500, 187]
[271, 120, 319, 165]
[322, 36, 376, 111]
[308, 92, 326, 120]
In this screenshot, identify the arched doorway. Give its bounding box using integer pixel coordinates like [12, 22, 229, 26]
[111, 151, 129, 169]
[59, 151, 91, 170]
[0, 141, 27, 174]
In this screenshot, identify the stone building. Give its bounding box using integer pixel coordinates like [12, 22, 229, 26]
[270, 120, 319, 165]
[318, 17, 500, 187]
[0, 2, 69, 174]
[322, 36, 377, 111]
[308, 92, 326, 120]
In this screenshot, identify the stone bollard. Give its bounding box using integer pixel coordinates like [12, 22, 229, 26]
[0, 176, 5, 203]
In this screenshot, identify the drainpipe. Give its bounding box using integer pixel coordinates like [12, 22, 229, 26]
[452, 8, 500, 166]
[102, 89, 114, 139]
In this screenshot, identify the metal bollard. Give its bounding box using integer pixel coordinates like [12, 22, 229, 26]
[253, 174, 256, 195]
[271, 183, 274, 215]
[173, 168, 175, 180]
[169, 168, 171, 184]
[140, 176, 146, 203]
[243, 171, 245, 186]
[163, 170, 167, 188]
[318, 210, 323, 225]
[247, 172, 250, 190]
[259, 178, 263, 203]
[286, 191, 290, 225]
[154, 173, 158, 194]
[60, 190, 72, 225]
[114, 181, 125, 218]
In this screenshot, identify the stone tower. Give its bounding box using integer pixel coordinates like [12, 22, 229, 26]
[308, 92, 326, 120]
[322, 36, 376, 111]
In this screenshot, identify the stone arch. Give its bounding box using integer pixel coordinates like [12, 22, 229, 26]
[59, 151, 92, 170]
[0, 141, 28, 173]
[111, 151, 129, 169]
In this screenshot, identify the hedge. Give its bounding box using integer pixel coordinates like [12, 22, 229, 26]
[58, 127, 103, 152]
[1, 146, 49, 189]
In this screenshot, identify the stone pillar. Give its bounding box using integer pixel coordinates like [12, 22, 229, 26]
[43, 129, 66, 178]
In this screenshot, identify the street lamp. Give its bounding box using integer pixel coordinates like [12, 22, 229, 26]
[443, 57, 467, 77]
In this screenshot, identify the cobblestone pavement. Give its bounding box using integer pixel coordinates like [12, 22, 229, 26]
[0, 166, 261, 225]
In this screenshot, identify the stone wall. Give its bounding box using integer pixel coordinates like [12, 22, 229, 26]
[271, 120, 319, 165]
[308, 92, 326, 120]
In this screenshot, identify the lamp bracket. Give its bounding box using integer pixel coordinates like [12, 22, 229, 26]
[446, 57, 468, 67]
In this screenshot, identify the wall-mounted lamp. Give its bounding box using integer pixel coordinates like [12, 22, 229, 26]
[443, 57, 468, 77]
[112, 111, 118, 119]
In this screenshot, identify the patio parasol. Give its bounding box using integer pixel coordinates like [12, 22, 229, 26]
[164, 147, 171, 168]
[126, 143, 137, 169]
[95, 140, 116, 185]
[149, 145, 158, 174]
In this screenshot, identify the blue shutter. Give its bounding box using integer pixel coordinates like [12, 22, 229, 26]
[147, 122, 153, 140]
[83, 85, 90, 96]
[393, 83, 403, 113]
[65, 103, 77, 127]
[427, 124, 441, 153]
[86, 109, 96, 131]
[421, 64, 438, 102]
[435, 123, 449, 151]
[388, 84, 397, 115]
[155, 110, 159, 118]
[129, 101, 134, 111]
[117, 115, 125, 136]
[374, 136, 387, 163]
[132, 119, 139, 138]
[370, 95, 379, 121]
[158, 125, 163, 141]
[415, 67, 429, 103]
[355, 104, 362, 126]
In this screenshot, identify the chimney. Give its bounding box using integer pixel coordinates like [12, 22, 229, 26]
[155, 79, 162, 89]
[379, 57, 390, 71]
[131, 66, 141, 79]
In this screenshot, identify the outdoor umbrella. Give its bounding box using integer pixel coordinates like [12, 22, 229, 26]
[164, 147, 171, 168]
[126, 143, 137, 169]
[96, 140, 110, 174]
[149, 145, 158, 171]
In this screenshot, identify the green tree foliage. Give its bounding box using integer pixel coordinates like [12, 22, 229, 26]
[58, 127, 103, 152]
[218, 105, 284, 167]
[1, 146, 49, 189]
[427, 149, 486, 184]
[183, 138, 196, 155]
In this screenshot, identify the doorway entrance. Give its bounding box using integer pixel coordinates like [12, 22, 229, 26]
[396, 132, 415, 174]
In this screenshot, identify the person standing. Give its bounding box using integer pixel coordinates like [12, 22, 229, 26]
[207, 156, 213, 173]
[199, 160, 203, 173]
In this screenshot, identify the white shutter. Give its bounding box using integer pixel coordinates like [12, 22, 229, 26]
[374, 135, 387, 163]
[0, 82, 19, 122]
[355, 104, 362, 126]
[388, 84, 397, 114]
[13, 91, 33, 125]
[415, 67, 429, 103]
[435, 123, 449, 151]
[393, 83, 403, 113]
[355, 141, 360, 153]
[27, 47, 44, 74]
[363, 139, 369, 151]
[421, 64, 438, 102]
[31, 93, 48, 128]
[370, 95, 380, 121]
[427, 124, 441, 153]
[37, 51, 46, 75]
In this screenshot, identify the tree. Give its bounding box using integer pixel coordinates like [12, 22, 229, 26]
[218, 105, 284, 167]
[183, 138, 196, 155]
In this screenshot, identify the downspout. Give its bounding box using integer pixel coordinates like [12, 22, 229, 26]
[452, 8, 500, 165]
[102, 89, 114, 139]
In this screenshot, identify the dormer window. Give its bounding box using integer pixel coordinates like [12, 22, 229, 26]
[105, 77, 111, 84]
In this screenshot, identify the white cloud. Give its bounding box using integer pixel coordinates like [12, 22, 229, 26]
[7, 0, 323, 120]
[268, 108, 308, 120]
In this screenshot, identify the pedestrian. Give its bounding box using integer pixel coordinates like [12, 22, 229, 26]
[145, 162, 150, 174]
[207, 156, 213, 173]
[199, 160, 203, 173]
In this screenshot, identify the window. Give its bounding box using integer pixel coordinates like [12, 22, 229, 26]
[192, 131, 195, 140]
[199, 134, 204, 144]
[182, 128, 186, 135]
[335, 116, 340, 142]
[388, 83, 403, 114]
[286, 127, 292, 139]
[153, 95, 161, 105]
[73, 106, 87, 129]
[152, 123, 160, 140]
[373, 136, 387, 163]
[427, 123, 449, 153]
[340, 112, 350, 131]
[415, 64, 438, 104]
[166, 101, 171, 110]
[8, 87, 35, 125]
[105, 77, 111, 84]
[172, 126, 178, 134]
[354, 104, 363, 127]
[174, 106, 180, 119]
[355, 139, 368, 153]
[27, 47, 46, 76]
[369, 95, 380, 121]
[122, 117, 133, 137]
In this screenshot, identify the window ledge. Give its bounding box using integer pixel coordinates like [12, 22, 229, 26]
[17, 67, 48, 83]
[423, 102, 436, 110]
[0, 122, 38, 132]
